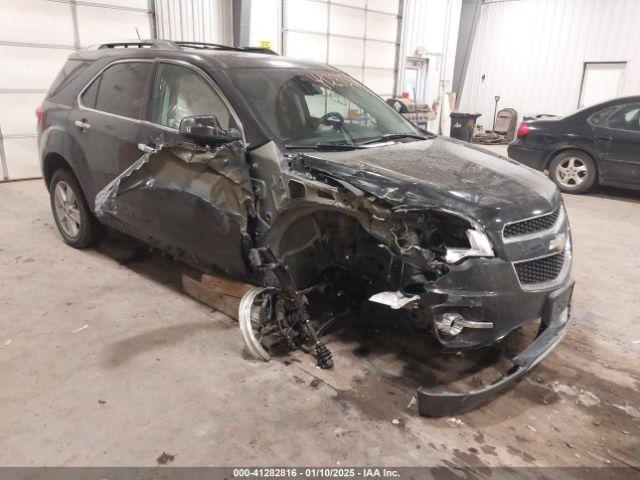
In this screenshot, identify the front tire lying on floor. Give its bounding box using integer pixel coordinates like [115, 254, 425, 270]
[549, 150, 596, 194]
[49, 169, 102, 248]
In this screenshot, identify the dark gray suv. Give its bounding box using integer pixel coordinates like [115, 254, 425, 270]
[38, 40, 574, 416]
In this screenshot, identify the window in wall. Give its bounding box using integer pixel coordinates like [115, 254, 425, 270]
[150, 63, 231, 130]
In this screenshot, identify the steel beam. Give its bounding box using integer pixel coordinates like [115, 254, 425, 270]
[233, 0, 252, 47]
[452, 0, 482, 108]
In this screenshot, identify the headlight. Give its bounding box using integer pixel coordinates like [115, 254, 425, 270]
[444, 228, 494, 264]
[388, 207, 495, 265]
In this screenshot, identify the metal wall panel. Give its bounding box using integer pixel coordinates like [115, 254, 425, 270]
[458, 0, 640, 130]
[154, 0, 233, 44]
[76, 4, 151, 45]
[0, 0, 155, 181]
[400, 0, 461, 106]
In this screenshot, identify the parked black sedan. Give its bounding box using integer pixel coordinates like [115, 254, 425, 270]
[508, 96, 640, 193]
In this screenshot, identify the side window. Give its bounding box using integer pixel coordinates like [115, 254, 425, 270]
[606, 104, 640, 132]
[150, 63, 231, 130]
[91, 62, 153, 118]
[588, 106, 616, 126]
[80, 76, 100, 109]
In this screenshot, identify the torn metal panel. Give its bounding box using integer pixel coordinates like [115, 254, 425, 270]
[94, 140, 254, 277]
[95, 140, 253, 224]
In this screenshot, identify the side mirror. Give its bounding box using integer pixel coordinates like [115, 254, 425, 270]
[179, 115, 241, 146]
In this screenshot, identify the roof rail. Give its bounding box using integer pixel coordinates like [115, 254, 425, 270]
[86, 39, 278, 55]
[87, 39, 179, 50]
[174, 41, 279, 55]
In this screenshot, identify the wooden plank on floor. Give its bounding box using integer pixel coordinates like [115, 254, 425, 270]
[201, 273, 253, 298]
[182, 274, 242, 320]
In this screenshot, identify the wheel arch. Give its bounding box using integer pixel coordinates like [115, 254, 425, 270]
[43, 152, 74, 189]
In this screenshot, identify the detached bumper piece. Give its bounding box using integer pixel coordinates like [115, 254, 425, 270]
[417, 281, 574, 417]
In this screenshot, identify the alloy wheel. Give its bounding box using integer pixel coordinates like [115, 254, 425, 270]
[54, 180, 81, 238]
[556, 157, 588, 188]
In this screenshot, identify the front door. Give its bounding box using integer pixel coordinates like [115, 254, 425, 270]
[594, 102, 640, 184]
[114, 61, 252, 277]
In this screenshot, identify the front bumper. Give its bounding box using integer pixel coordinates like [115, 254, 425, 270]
[417, 279, 574, 417]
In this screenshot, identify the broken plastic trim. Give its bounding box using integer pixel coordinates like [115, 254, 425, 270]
[389, 205, 494, 265]
[417, 280, 574, 417]
[444, 228, 494, 264]
[368, 291, 420, 309]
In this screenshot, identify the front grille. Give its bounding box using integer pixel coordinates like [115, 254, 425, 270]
[514, 252, 565, 285]
[504, 207, 561, 238]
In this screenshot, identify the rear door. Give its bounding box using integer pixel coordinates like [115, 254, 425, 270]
[68, 60, 154, 201]
[593, 103, 640, 183]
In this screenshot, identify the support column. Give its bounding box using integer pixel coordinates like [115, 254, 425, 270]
[452, 0, 482, 108]
[233, 0, 252, 47]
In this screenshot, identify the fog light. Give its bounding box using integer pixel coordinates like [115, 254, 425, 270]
[435, 312, 494, 336]
[435, 312, 465, 336]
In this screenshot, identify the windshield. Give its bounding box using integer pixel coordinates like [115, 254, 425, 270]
[227, 67, 423, 148]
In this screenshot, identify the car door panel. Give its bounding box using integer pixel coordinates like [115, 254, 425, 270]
[102, 61, 252, 277]
[593, 103, 640, 183]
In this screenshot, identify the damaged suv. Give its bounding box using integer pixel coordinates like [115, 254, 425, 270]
[39, 40, 574, 416]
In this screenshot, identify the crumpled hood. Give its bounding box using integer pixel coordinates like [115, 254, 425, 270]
[301, 136, 561, 231]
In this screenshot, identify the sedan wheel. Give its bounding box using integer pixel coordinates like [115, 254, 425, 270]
[555, 157, 588, 188]
[549, 150, 596, 194]
[54, 181, 82, 238]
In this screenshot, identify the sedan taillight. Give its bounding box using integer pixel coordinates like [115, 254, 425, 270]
[36, 106, 44, 132]
[517, 121, 530, 137]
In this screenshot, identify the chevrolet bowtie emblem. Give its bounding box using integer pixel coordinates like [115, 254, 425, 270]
[549, 232, 566, 251]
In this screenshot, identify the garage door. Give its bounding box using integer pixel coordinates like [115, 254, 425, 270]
[282, 0, 401, 97]
[0, 0, 153, 181]
[154, 0, 232, 44]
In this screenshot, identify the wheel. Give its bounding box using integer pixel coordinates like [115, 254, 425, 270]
[549, 150, 597, 194]
[50, 169, 102, 248]
[238, 287, 279, 361]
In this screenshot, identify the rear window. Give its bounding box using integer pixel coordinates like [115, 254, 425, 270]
[84, 62, 153, 119]
[47, 59, 92, 98]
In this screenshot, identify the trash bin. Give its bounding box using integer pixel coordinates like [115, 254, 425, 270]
[450, 112, 481, 142]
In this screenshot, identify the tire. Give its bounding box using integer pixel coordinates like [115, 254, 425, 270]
[49, 169, 102, 248]
[548, 150, 597, 194]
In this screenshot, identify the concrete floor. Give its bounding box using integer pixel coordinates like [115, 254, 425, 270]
[0, 176, 639, 472]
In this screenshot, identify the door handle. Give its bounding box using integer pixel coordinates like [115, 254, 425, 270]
[137, 143, 157, 154]
[74, 120, 90, 131]
[595, 136, 612, 142]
